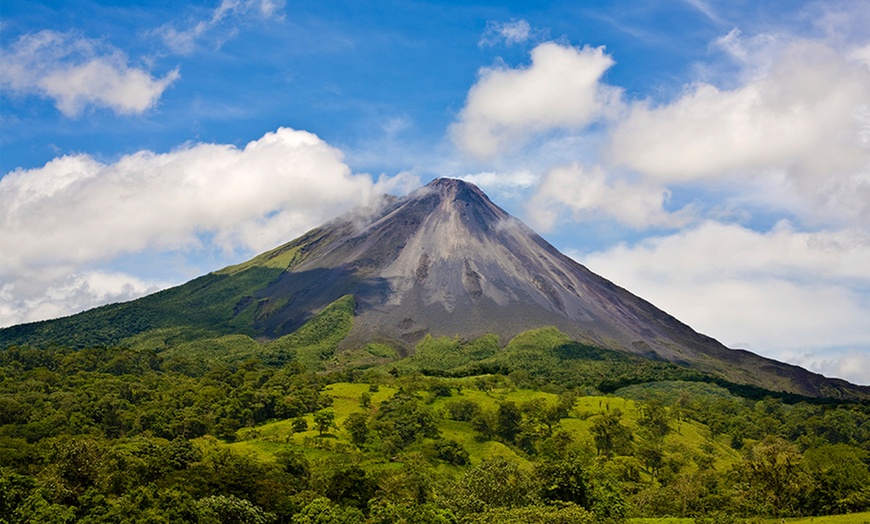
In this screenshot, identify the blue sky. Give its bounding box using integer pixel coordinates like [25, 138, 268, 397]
[2, 0, 869, 384]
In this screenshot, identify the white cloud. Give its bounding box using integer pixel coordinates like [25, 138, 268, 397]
[446, 13, 870, 384]
[0, 127, 401, 327]
[850, 43, 870, 67]
[527, 163, 693, 231]
[156, 0, 286, 54]
[460, 170, 537, 191]
[795, 350, 870, 386]
[607, 39, 870, 228]
[450, 42, 623, 159]
[0, 268, 165, 328]
[0, 31, 179, 117]
[479, 19, 534, 47]
[574, 221, 870, 383]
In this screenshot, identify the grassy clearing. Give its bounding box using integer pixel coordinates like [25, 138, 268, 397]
[226, 378, 742, 479]
[781, 513, 870, 524]
[630, 517, 870, 524]
[630, 518, 695, 524]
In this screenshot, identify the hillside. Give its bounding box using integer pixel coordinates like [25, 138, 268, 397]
[2, 334, 869, 523]
[2, 178, 869, 401]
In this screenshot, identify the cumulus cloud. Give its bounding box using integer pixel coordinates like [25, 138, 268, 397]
[610, 40, 870, 182]
[449, 14, 870, 383]
[156, 0, 286, 54]
[0, 127, 377, 269]
[0, 268, 165, 328]
[450, 42, 623, 158]
[607, 38, 870, 227]
[796, 350, 870, 386]
[459, 171, 538, 200]
[574, 221, 870, 383]
[527, 163, 693, 231]
[850, 43, 870, 66]
[0, 31, 179, 117]
[0, 127, 398, 326]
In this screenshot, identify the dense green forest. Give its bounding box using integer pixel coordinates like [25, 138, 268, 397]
[2, 303, 870, 523]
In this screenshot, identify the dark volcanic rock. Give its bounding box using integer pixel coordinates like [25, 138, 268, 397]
[228, 178, 866, 399]
[3, 177, 868, 400]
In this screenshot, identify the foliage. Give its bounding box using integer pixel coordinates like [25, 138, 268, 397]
[1, 324, 870, 522]
[591, 409, 634, 459]
[802, 444, 870, 514]
[0, 267, 286, 348]
[447, 458, 539, 514]
[324, 465, 377, 511]
[428, 438, 470, 466]
[291, 497, 365, 524]
[344, 413, 369, 447]
[370, 391, 439, 454]
[265, 296, 355, 370]
[197, 494, 277, 524]
[459, 502, 593, 524]
[537, 454, 590, 507]
[314, 410, 338, 436]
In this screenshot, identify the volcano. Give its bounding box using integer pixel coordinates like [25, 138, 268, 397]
[2, 178, 867, 399]
[246, 178, 722, 355]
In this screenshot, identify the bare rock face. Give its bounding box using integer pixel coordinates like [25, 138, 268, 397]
[6, 176, 861, 399]
[239, 178, 864, 399]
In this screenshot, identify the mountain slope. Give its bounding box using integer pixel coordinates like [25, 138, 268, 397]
[2, 178, 868, 400]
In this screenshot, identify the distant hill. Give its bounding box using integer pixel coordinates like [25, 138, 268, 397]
[2, 178, 868, 401]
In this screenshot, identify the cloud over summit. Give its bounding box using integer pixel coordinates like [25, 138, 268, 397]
[0, 127, 394, 327]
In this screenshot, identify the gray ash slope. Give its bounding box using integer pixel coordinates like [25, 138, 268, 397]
[3, 177, 866, 399]
[236, 178, 864, 399]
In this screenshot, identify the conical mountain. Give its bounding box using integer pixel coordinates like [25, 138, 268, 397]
[2, 178, 867, 400]
[239, 178, 719, 354]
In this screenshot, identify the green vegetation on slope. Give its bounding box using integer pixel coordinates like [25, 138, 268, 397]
[117, 294, 356, 371]
[3, 284, 870, 523]
[2, 329, 870, 523]
[0, 266, 286, 348]
[263, 294, 355, 369]
[0, 226, 343, 351]
[216, 226, 331, 275]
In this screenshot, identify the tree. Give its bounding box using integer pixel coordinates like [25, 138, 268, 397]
[461, 503, 593, 524]
[448, 458, 538, 514]
[445, 399, 480, 422]
[429, 438, 469, 466]
[637, 440, 666, 481]
[638, 400, 671, 441]
[497, 401, 523, 443]
[47, 436, 107, 502]
[291, 417, 308, 433]
[587, 462, 628, 522]
[325, 466, 377, 510]
[344, 412, 369, 447]
[291, 497, 364, 524]
[197, 494, 276, 524]
[537, 454, 589, 507]
[313, 410, 337, 436]
[590, 410, 633, 459]
[522, 398, 566, 437]
[738, 436, 810, 516]
[470, 409, 497, 441]
[802, 444, 870, 514]
[370, 392, 438, 453]
[274, 450, 310, 490]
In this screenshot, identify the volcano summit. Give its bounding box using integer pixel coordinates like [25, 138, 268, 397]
[2, 178, 867, 400]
